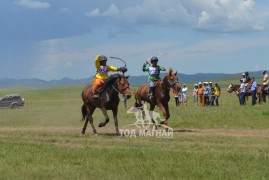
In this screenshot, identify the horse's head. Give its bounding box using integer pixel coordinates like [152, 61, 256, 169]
[227, 83, 235, 93]
[115, 74, 132, 99]
[164, 68, 181, 91]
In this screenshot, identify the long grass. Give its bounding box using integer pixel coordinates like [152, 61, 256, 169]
[0, 84, 269, 179]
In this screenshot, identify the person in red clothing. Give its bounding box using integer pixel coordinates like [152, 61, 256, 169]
[173, 89, 179, 106]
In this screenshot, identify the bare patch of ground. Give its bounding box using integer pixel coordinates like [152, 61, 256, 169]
[0, 126, 268, 138]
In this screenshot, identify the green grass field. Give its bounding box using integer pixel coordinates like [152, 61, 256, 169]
[0, 83, 269, 179]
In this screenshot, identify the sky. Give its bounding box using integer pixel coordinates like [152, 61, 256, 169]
[1, 0, 269, 80]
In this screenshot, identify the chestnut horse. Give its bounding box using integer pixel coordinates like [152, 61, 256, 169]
[81, 74, 131, 135]
[134, 68, 181, 128]
[227, 83, 264, 103]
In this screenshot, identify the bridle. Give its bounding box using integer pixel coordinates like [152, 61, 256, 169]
[167, 75, 180, 91]
[158, 75, 180, 97]
[112, 77, 130, 96]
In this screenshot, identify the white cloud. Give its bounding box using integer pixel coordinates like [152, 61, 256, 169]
[190, 0, 264, 32]
[14, 0, 50, 9]
[120, 0, 194, 25]
[87, 0, 267, 33]
[85, 4, 119, 17]
[197, 11, 210, 27]
[85, 8, 101, 17]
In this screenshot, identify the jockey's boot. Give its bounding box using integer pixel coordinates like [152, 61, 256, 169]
[148, 87, 154, 99]
[92, 94, 99, 98]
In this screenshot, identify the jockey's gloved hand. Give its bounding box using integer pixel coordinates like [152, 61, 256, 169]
[118, 67, 127, 73]
[145, 61, 150, 65]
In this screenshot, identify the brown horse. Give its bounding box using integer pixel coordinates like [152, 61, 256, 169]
[261, 85, 269, 102]
[227, 83, 264, 103]
[81, 74, 131, 135]
[134, 68, 181, 128]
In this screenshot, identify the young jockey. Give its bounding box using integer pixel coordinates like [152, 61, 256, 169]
[92, 55, 127, 98]
[142, 56, 166, 99]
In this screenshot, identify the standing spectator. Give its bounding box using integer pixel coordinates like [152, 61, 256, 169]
[214, 83, 221, 106]
[203, 82, 209, 105]
[209, 82, 215, 106]
[262, 70, 269, 93]
[238, 79, 246, 105]
[242, 73, 246, 83]
[251, 77, 257, 105]
[198, 82, 204, 106]
[182, 84, 188, 106]
[173, 89, 179, 106]
[193, 84, 198, 106]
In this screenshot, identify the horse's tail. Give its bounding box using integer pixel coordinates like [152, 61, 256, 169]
[81, 104, 87, 121]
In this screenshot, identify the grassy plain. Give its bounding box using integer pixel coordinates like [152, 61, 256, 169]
[0, 83, 268, 179]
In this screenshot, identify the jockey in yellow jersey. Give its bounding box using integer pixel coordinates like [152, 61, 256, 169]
[92, 55, 127, 98]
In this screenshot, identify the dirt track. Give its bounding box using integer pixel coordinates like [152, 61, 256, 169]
[1, 127, 269, 138]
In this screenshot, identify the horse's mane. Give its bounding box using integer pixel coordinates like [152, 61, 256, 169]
[100, 74, 119, 94]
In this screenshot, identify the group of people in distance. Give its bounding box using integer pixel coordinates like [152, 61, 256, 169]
[237, 70, 269, 106]
[172, 82, 221, 107]
[193, 82, 221, 107]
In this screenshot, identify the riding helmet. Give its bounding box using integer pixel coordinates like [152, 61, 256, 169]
[150, 56, 158, 63]
[99, 55, 107, 62]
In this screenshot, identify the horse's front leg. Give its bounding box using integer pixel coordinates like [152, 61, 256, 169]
[158, 102, 170, 125]
[112, 107, 120, 135]
[98, 108, 109, 128]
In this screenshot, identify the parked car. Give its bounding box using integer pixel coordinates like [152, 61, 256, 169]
[0, 94, 25, 109]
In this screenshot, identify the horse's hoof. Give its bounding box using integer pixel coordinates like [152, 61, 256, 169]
[160, 121, 165, 125]
[81, 130, 85, 134]
[98, 123, 103, 127]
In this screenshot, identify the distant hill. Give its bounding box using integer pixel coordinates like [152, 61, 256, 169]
[0, 71, 264, 88]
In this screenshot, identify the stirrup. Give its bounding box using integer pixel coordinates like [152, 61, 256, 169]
[92, 94, 99, 98]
